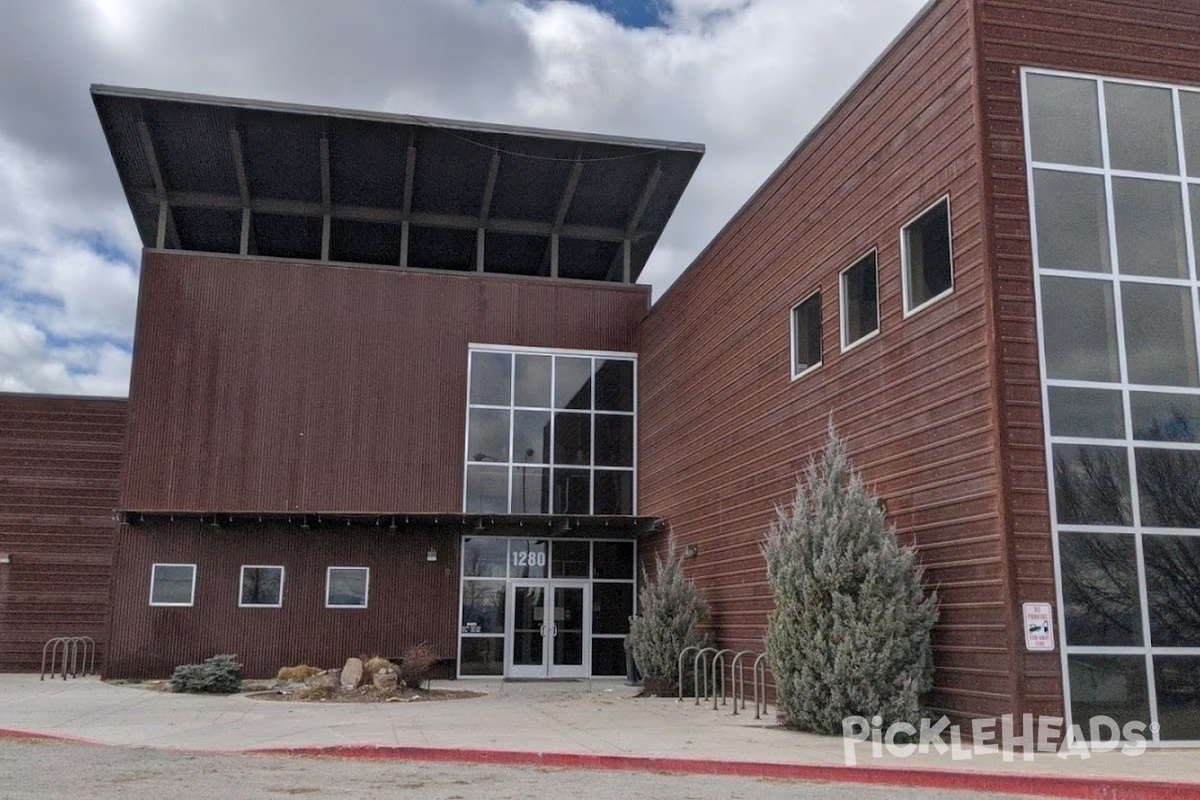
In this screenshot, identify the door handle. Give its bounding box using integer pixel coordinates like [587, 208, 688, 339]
[539, 625, 546, 637]
[550, 624, 558, 637]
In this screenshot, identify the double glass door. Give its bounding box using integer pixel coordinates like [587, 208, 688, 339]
[507, 581, 589, 678]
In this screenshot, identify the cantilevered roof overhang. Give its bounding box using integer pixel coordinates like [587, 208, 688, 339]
[92, 85, 704, 283]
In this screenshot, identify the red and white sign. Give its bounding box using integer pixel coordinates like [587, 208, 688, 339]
[1023, 602, 1055, 651]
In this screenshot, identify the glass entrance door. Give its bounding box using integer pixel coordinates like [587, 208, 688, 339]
[506, 581, 589, 678]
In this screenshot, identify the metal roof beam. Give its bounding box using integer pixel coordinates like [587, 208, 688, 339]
[319, 135, 331, 260]
[229, 129, 255, 255]
[400, 141, 416, 269]
[479, 150, 501, 223]
[604, 160, 662, 282]
[160, 190, 638, 242]
[554, 160, 584, 230]
[138, 118, 180, 249]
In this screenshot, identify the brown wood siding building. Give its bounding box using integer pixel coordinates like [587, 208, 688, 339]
[0, 394, 125, 671]
[639, 0, 1020, 723]
[105, 518, 462, 678]
[976, 0, 1200, 721]
[121, 251, 649, 514]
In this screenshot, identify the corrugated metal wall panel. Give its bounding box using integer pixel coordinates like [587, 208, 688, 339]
[121, 255, 649, 514]
[977, 0, 1200, 719]
[638, 0, 1015, 722]
[106, 518, 461, 678]
[0, 394, 126, 671]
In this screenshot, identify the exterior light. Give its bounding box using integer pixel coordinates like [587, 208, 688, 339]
[426, 547, 438, 562]
[684, 544, 699, 558]
[0, 553, 10, 564]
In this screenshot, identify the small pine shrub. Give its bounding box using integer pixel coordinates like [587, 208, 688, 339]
[169, 654, 244, 694]
[276, 664, 322, 683]
[629, 535, 711, 696]
[398, 644, 437, 689]
[764, 425, 938, 734]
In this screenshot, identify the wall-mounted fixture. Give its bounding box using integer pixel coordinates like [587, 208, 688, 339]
[426, 547, 438, 562]
[684, 544, 699, 558]
[0, 553, 11, 564]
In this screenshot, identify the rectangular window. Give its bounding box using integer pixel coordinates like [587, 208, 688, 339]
[902, 196, 954, 314]
[840, 251, 879, 350]
[149, 563, 196, 606]
[1025, 68, 1200, 744]
[326, 567, 369, 608]
[239, 565, 284, 607]
[464, 347, 636, 515]
[790, 290, 821, 378]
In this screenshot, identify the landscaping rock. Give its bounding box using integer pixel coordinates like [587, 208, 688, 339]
[373, 669, 398, 691]
[305, 670, 339, 691]
[340, 657, 364, 689]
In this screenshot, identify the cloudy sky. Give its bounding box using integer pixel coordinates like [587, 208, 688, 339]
[0, 0, 925, 397]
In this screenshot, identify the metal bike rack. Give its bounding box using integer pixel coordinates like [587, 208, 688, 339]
[692, 647, 717, 706]
[753, 653, 770, 720]
[41, 636, 95, 681]
[710, 648, 734, 710]
[729, 650, 755, 715]
[677, 646, 701, 702]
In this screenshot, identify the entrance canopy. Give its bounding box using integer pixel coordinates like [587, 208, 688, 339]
[92, 85, 704, 283]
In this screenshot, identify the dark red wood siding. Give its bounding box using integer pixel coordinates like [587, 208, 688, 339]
[976, 0, 1200, 720]
[105, 518, 461, 678]
[0, 393, 125, 671]
[639, 0, 1017, 722]
[121, 252, 648, 514]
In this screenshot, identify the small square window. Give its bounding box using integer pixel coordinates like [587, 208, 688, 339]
[150, 563, 196, 606]
[902, 196, 954, 314]
[790, 290, 822, 378]
[840, 250, 879, 349]
[240, 565, 284, 607]
[326, 567, 369, 608]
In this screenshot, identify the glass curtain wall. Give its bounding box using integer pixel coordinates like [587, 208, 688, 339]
[1025, 69, 1200, 742]
[464, 348, 636, 515]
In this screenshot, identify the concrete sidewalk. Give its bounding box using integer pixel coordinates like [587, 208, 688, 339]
[1, 675, 1197, 798]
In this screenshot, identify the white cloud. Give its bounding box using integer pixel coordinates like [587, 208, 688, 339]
[0, 0, 925, 397]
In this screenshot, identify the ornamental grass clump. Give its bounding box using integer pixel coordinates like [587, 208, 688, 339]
[764, 425, 938, 735]
[629, 535, 711, 696]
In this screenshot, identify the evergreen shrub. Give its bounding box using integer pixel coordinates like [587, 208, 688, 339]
[169, 653, 244, 694]
[629, 535, 711, 695]
[764, 426, 938, 734]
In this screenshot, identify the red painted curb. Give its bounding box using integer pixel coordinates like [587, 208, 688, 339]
[245, 744, 1200, 800]
[3, 729, 1197, 799]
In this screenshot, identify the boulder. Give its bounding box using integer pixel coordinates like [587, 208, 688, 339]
[305, 670, 339, 690]
[373, 669, 398, 691]
[340, 657, 364, 689]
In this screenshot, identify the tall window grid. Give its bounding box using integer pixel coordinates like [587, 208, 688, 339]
[1025, 67, 1200, 744]
[463, 346, 637, 516]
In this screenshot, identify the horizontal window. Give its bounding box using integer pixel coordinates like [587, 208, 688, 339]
[240, 565, 284, 608]
[150, 563, 195, 606]
[326, 566, 369, 608]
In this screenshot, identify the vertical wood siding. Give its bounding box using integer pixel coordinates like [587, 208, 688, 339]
[105, 518, 461, 678]
[120, 254, 648, 514]
[0, 394, 125, 671]
[976, 0, 1200, 720]
[638, 0, 1017, 722]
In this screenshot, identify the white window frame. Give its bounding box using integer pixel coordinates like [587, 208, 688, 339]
[149, 563, 196, 607]
[790, 289, 822, 380]
[325, 566, 370, 609]
[901, 194, 955, 316]
[839, 249, 881, 352]
[238, 564, 285, 608]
